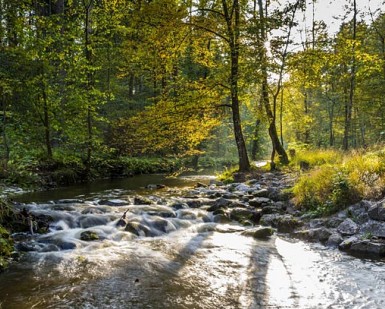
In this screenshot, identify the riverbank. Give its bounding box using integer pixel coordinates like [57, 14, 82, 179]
[2, 169, 385, 308]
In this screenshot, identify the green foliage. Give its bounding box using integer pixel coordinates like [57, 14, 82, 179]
[0, 225, 14, 271]
[290, 148, 343, 169]
[217, 166, 238, 184]
[293, 148, 385, 215]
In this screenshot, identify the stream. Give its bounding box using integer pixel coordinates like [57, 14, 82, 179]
[1, 173, 385, 308]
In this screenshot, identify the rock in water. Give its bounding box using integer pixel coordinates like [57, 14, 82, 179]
[80, 231, 99, 241]
[242, 227, 274, 239]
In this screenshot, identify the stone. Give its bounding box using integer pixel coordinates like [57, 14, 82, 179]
[326, 233, 344, 247]
[293, 228, 332, 243]
[195, 182, 207, 188]
[229, 208, 261, 224]
[208, 198, 234, 212]
[170, 202, 188, 210]
[275, 215, 303, 233]
[213, 213, 231, 223]
[368, 201, 385, 221]
[133, 196, 154, 205]
[348, 240, 385, 258]
[338, 236, 359, 250]
[259, 214, 280, 227]
[80, 231, 99, 241]
[360, 220, 385, 238]
[81, 207, 107, 214]
[309, 219, 327, 229]
[98, 199, 128, 206]
[337, 218, 359, 236]
[242, 227, 274, 239]
[56, 199, 83, 204]
[235, 183, 251, 192]
[249, 197, 271, 208]
[261, 206, 281, 215]
[78, 216, 109, 228]
[125, 222, 155, 237]
[326, 217, 344, 228]
[252, 188, 269, 198]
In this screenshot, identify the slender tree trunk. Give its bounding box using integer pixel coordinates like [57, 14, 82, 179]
[84, 0, 94, 178]
[1, 92, 9, 172]
[223, 0, 250, 172]
[42, 82, 53, 158]
[257, 0, 289, 168]
[343, 0, 357, 151]
[251, 119, 261, 161]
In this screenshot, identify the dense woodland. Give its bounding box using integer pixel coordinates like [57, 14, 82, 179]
[1, 0, 385, 183]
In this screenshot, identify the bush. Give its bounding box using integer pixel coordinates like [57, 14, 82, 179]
[292, 148, 385, 215]
[290, 149, 343, 169]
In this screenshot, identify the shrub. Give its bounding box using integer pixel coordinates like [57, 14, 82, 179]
[290, 149, 343, 169]
[293, 165, 360, 215]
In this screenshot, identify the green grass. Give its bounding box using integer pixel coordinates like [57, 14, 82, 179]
[292, 148, 385, 215]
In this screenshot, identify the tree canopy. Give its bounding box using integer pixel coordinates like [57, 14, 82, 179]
[1, 0, 385, 177]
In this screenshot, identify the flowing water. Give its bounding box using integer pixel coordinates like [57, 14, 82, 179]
[1, 173, 385, 309]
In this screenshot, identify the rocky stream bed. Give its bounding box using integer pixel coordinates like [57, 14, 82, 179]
[1, 171, 385, 308]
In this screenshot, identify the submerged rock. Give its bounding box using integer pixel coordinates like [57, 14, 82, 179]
[133, 196, 154, 205]
[346, 240, 385, 258]
[98, 199, 128, 207]
[229, 208, 261, 224]
[326, 233, 344, 247]
[80, 231, 99, 241]
[242, 227, 274, 239]
[293, 227, 332, 243]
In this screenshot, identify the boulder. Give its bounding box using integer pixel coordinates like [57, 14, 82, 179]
[98, 199, 128, 206]
[229, 208, 261, 224]
[338, 236, 359, 250]
[56, 199, 83, 204]
[242, 227, 274, 239]
[170, 202, 189, 210]
[77, 215, 109, 228]
[208, 198, 234, 212]
[249, 197, 271, 208]
[125, 222, 155, 237]
[252, 188, 269, 198]
[293, 227, 332, 243]
[347, 240, 385, 258]
[326, 233, 344, 247]
[360, 220, 385, 238]
[337, 218, 359, 236]
[326, 217, 344, 228]
[133, 196, 154, 205]
[213, 213, 231, 223]
[261, 205, 282, 215]
[81, 207, 107, 214]
[235, 183, 251, 192]
[368, 201, 385, 221]
[259, 214, 280, 227]
[80, 231, 99, 241]
[275, 215, 303, 233]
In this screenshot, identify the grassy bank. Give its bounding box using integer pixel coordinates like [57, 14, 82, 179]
[291, 147, 385, 215]
[0, 199, 14, 271]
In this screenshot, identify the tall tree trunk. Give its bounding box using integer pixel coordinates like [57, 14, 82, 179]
[343, 0, 357, 151]
[222, 0, 250, 172]
[257, 0, 289, 168]
[42, 81, 53, 158]
[251, 119, 261, 161]
[1, 92, 9, 172]
[84, 0, 94, 178]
